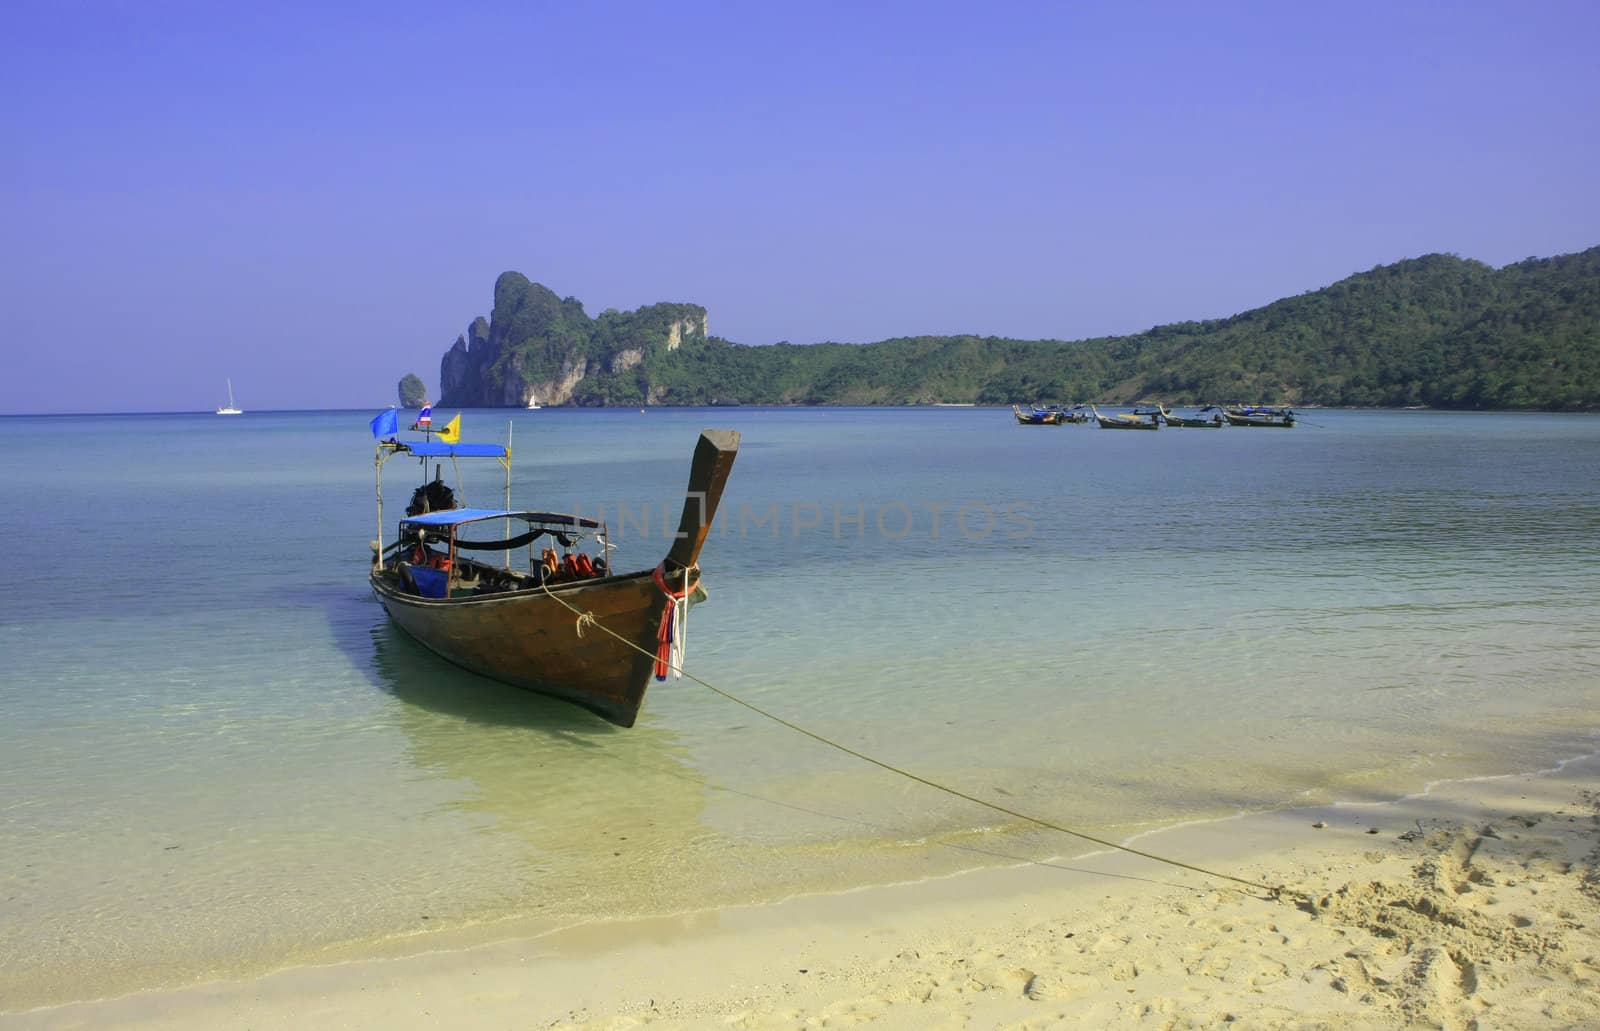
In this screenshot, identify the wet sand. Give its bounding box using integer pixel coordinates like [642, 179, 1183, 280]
[8, 755, 1600, 1030]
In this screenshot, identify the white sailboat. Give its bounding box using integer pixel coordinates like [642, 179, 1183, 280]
[216, 379, 243, 415]
[526, 392, 541, 410]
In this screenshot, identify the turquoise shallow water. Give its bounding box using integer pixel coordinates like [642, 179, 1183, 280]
[3, 407, 1600, 1008]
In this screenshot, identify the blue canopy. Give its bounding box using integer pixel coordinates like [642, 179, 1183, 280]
[402, 508, 518, 527]
[402, 442, 508, 459]
[401, 508, 604, 530]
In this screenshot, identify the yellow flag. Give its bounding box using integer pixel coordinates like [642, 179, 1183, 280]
[436, 413, 461, 443]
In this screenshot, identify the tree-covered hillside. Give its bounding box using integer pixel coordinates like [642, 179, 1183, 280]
[435, 247, 1600, 410]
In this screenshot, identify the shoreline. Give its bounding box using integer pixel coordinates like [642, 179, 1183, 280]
[9, 405, 1600, 418]
[10, 752, 1599, 1029]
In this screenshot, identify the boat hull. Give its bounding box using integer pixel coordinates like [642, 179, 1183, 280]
[1089, 404, 1157, 429]
[372, 568, 679, 727]
[1222, 412, 1294, 427]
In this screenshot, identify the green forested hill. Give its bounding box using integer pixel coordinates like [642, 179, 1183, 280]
[436, 247, 1600, 410]
[1105, 247, 1600, 408]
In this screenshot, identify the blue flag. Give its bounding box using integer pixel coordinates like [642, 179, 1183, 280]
[370, 407, 399, 439]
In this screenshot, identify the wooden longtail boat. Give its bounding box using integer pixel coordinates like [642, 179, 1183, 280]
[1012, 404, 1063, 425]
[1222, 405, 1296, 428]
[369, 429, 740, 727]
[1156, 404, 1225, 428]
[1090, 404, 1160, 430]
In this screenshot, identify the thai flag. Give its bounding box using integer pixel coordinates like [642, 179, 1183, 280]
[418, 402, 432, 427]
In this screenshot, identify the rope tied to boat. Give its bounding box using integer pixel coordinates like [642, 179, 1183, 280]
[573, 612, 597, 638]
[533, 578, 1302, 904]
[651, 562, 697, 680]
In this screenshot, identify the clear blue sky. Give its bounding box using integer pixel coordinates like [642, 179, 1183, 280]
[5, 1, 1597, 413]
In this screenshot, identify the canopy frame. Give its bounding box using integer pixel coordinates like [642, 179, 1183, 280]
[374, 438, 512, 565]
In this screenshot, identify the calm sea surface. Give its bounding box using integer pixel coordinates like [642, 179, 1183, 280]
[4, 407, 1599, 1008]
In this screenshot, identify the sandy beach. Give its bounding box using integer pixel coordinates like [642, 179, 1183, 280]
[8, 754, 1599, 1030]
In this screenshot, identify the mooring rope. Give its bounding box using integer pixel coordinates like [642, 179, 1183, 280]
[537, 581, 1300, 901]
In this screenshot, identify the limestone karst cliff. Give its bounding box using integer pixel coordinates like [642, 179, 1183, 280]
[397, 374, 427, 408]
[438, 272, 708, 407]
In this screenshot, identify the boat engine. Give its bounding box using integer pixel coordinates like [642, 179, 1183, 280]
[406, 478, 457, 516]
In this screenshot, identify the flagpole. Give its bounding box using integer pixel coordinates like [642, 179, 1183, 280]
[414, 403, 433, 491]
[414, 402, 433, 484]
[505, 419, 513, 570]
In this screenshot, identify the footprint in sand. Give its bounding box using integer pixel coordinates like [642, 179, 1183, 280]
[1018, 972, 1103, 1001]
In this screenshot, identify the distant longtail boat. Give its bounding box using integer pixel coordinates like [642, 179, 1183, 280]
[1223, 405, 1296, 428]
[1090, 404, 1159, 430]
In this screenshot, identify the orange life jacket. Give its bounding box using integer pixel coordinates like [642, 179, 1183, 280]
[410, 545, 450, 571]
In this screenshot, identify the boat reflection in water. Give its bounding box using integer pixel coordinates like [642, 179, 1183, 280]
[365, 620, 728, 925]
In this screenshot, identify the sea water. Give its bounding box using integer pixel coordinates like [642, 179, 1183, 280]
[3, 407, 1599, 1009]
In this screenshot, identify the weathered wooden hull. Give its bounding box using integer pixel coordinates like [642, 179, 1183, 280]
[1163, 416, 1223, 427]
[1096, 418, 1159, 429]
[372, 567, 683, 727]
